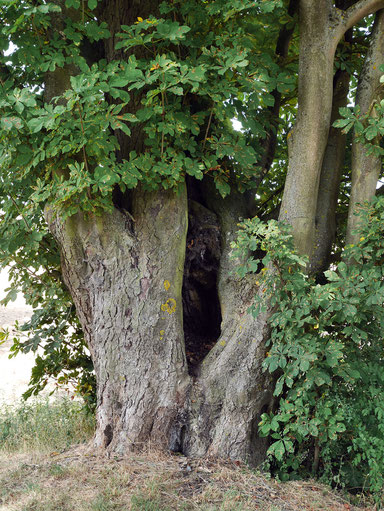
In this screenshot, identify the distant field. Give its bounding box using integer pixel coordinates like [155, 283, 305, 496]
[0, 267, 34, 404]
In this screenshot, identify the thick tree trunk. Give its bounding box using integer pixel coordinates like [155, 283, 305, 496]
[43, 0, 384, 465]
[185, 189, 272, 464]
[46, 184, 272, 463]
[346, 10, 384, 245]
[42, 0, 272, 464]
[47, 187, 190, 452]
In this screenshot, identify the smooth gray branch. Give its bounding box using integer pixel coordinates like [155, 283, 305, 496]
[333, 0, 384, 39]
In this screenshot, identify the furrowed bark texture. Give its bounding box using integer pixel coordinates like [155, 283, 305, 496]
[47, 187, 190, 452]
[44, 0, 384, 465]
[47, 186, 272, 462]
[346, 10, 384, 245]
[185, 190, 273, 464]
[43, 0, 273, 464]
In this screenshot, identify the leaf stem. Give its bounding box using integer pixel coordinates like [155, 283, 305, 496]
[203, 107, 214, 150]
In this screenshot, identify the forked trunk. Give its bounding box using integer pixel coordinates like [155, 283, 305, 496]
[46, 184, 272, 464]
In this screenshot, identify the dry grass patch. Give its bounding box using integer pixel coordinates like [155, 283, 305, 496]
[0, 399, 377, 510]
[0, 446, 377, 511]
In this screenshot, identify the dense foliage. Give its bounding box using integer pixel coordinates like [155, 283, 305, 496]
[234, 197, 384, 498]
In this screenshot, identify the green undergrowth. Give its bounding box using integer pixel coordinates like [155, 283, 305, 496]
[0, 396, 95, 453]
[233, 197, 384, 505]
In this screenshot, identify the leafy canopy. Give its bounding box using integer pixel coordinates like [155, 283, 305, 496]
[0, 0, 295, 404]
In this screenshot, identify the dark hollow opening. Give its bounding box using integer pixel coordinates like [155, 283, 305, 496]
[103, 424, 113, 447]
[182, 199, 222, 375]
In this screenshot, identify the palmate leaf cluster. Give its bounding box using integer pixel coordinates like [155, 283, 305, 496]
[0, 0, 296, 403]
[233, 197, 384, 498]
[0, 0, 295, 210]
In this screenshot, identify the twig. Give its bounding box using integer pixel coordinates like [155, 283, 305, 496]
[161, 91, 165, 158]
[0, 249, 46, 284]
[202, 107, 214, 150]
[9, 194, 31, 231]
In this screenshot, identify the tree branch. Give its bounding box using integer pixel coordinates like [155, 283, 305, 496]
[334, 0, 384, 37]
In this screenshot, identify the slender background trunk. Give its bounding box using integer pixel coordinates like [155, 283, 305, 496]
[279, 1, 336, 256]
[311, 68, 350, 274]
[346, 10, 384, 245]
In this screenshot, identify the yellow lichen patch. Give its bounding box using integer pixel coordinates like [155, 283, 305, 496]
[160, 330, 165, 336]
[219, 340, 226, 347]
[164, 280, 171, 291]
[161, 298, 177, 314]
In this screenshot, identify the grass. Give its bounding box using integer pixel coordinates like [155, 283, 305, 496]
[0, 398, 377, 511]
[0, 396, 95, 453]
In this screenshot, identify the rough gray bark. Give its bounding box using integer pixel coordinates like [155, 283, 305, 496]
[41, 0, 273, 464]
[42, 0, 384, 465]
[346, 10, 384, 245]
[46, 183, 272, 463]
[185, 189, 273, 464]
[47, 187, 190, 452]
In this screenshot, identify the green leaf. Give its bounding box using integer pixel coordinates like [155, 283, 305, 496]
[365, 125, 378, 141]
[268, 440, 285, 461]
[1, 116, 23, 131]
[168, 86, 183, 96]
[324, 270, 339, 282]
[94, 166, 120, 186]
[109, 76, 130, 88]
[156, 21, 190, 41]
[27, 117, 45, 133]
[65, 0, 80, 7]
[85, 21, 111, 41]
